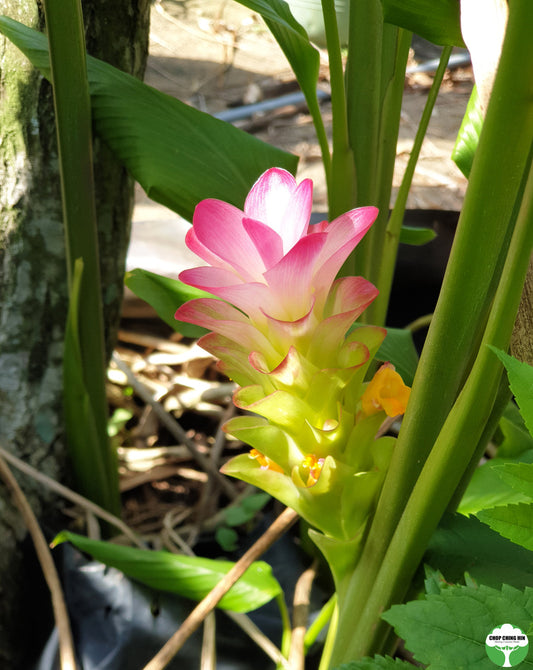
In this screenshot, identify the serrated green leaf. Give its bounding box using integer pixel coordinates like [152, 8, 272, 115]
[53, 531, 281, 613]
[381, 0, 465, 47]
[491, 348, 533, 437]
[452, 85, 484, 178]
[493, 461, 533, 499]
[125, 268, 210, 337]
[424, 514, 533, 590]
[383, 583, 533, 669]
[376, 328, 419, 386]
[457, 450, 533, 515]
[477, 502, 533, 552]
[333, 656, 414, 670]
[399, 225, 436, 246]
[0, 16, 298, 222]
[498, 414, 533, 458]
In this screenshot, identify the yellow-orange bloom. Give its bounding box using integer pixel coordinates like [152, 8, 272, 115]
[249, 448, 284, 473]
[361, 363, 410, 417]
[300, 454, 325, 486]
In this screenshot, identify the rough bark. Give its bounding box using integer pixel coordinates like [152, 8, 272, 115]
[511, 255, 533, 366]
[0, 1, 150, 665]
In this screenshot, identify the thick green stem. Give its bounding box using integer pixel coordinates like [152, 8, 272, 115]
[321, 0, 355, 218]
[343, 0, 383, 276]
[43, 0, 119, 513]
[359, 26, 412, 318]
[345, 0, 533, 617]
[331, 156, 533, 664]
[368, 45, 453, 327]
[328, 0, 533, 660]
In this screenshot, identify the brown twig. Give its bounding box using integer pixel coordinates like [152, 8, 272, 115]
[112, 352, 239, 500]
[0, 444, 145, 549]
[288, 560, 319, 670]
[0, 452, 76, 670]
[142, 507, 299, 670]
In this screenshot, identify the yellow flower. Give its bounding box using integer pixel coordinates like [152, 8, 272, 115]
[249, 448, 284, 473]
[361, 363, 411, 417]
[299, 453, 325, 486]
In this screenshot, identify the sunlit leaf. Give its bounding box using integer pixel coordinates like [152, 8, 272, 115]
[452, 86, 484, 178]
[53, 531, 282, 613]
[381, 0, 465, 47]
[477, 502, 533, 552]
[234, 0, 320, 109]
[383, 583, 533, 669]
[0, 16, 298, 222]
[490, 348, 533, 437]
[125, 268, 210, 337]
[493, 461, 533, 499]
[457, 450, 533, 515]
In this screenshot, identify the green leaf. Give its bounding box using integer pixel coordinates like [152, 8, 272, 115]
[63, 259, 118, 512]
[457, 450, 533, 515]
[234, 0, 320, 111]
[215, 526, 239, 552]
[0, 16, 298, 222]
[53, 531, 281, 613]
[381, 0, 465, 47]
[125, 268, 210, 337]
[452, 86, 484, 178]
[224, 492, 271, 527]
[493, 461, 533, 499]
[399, 225, 436, 246]
[424, 514, 533, 590]
[490, 348, 533, 437]
[477, 502, 533, 552]
[376, 328, 419, 386]
[383, 583, 533, 669]
[498, 414, 533, 458]
[333, 656, 414, 669]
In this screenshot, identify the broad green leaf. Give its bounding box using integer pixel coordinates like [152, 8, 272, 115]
[234, 0, 320, 111]
[491, 348, 533, 437]
[124, 268, 210, 337]
[383, 583, 533, 669]
[457, 450, 533, 515]
[424, 514, 533, 589]
[333, 656, 414, 669]
[53, 531, 281, 613]
[452, 86, 484, 178]
[399, 225, 436, 246]
[493, 461, 533, 499]
[376, 328, 419, 386]
[0, 16, 298, 221]
[477, 502, 533, 552]
[381, 0, 465, 47]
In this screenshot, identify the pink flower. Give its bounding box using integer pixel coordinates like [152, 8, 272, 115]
[177, 168, 378, 327]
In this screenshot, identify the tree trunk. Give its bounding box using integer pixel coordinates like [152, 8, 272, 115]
[0, 1, 150, 665]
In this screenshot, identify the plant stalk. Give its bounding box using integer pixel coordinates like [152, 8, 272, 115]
[43, 0, 119, 513]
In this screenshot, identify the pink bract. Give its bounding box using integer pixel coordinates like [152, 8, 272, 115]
[178, 167, 378, 324]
